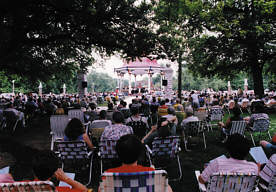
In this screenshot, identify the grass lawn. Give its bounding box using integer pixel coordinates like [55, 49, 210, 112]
[169, 112, 276, 192]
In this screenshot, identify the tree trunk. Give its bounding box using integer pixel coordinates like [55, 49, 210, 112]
[178, 55, 182, 101]
[251, 62, 264, 98]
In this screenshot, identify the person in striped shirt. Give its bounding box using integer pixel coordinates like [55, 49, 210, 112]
[198, 134, 258, 184]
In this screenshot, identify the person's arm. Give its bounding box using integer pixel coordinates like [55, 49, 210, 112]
[83, 133, 94, 150]
[198, 175, 206, 184]
[167, 116, 177, 123]
[224, 118, 231, 129]
[55, 168, 88, 192]
[198, 160, 218, 184]
[142, 125, 157, 143]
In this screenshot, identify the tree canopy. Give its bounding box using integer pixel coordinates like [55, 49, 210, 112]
[0, 0, 158, 82]
[154, 0, 276, 96]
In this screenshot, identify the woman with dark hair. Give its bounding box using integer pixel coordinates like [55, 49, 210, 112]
[64, 118, 94, 150]
[218, 106, 243, 140]
[219, 106, 243, 130]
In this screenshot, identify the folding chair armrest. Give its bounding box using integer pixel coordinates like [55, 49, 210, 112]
[258, 183, 267, 192]
[195, 170, 206, 192]
[175, 142, 181, 153]
[84, 121, 90, 128]
[83, 122, 91, 134]
[145, 144, 152, 154]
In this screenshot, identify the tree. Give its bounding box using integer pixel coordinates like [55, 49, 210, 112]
[154, 0, 276, 96]
[0, 0, 158, 82]
[182, 0, 276, 97]
[86, 71, 117, 93]
[153, 0, 189, 100]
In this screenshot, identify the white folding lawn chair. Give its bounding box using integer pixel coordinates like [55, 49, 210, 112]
[68, 109, 90, 131]
[195, 171, 258, 192]
[50, 115, 69, 151]
[250, 117, 271, 146]
[100, 170, 168, 192]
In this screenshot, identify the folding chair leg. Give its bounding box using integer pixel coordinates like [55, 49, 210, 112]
[202, 132, 206, 149]
[51, 139, 54, 151]
[183, 134, 191, 152]
[176, 154, 182, 181]
[268, 131, 272, 140]
[169, 154, 182, 181]
[100, 159, 103, 175]
[184, 139, 191, 152]
[85, 153, 93, 186]
[250, 133, 256, 146]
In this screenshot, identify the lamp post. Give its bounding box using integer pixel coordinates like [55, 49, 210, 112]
[63, 84, 66, 95]
[244, 78, 248, 95]
[38, 82, 43, 97]
[12, 80, 15, 95]
[228, 81, 231, 95]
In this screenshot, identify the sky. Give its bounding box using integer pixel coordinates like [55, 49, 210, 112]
[93, 55, 123, 78]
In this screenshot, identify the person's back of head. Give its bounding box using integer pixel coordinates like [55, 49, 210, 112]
[116, 134, 143, 164]
[130, 106, 139, 116]
[122, 101, 127, 107]
[120, 100, 124, 106]
[176, 105, 183, 111]
[32, 150, 59, 180]
[225, 134, 250, 160]
[254, 102, 265, 113]
[168, 107, 175, 115]
[212, 100, 219, 106]
[108, 102, 113, 110]
[99, 110, 107, 119]
[232, 106, 241, 117]
[64, 118, 84, 140]
[185, 107, 193, 117]
[112, 111, 124, 123]
[160, 100, 166, 106]
[157, 117, 171, 138]
[89, 102, 96, 110]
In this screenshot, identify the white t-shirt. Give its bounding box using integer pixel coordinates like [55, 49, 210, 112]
[191, 94, 199, 104]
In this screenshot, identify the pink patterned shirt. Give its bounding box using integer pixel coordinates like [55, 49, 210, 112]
[100, 124, 133, 141]
[201, 157, 258, 182]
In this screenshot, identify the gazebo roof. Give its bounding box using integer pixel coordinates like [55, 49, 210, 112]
[114, 57, 164, 75]
[123, 58, 160, 68]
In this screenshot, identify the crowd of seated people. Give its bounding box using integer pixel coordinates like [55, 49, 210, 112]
[0, 90, 276, 191]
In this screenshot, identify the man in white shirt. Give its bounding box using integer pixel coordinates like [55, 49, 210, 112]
[191, 91, 199, 110]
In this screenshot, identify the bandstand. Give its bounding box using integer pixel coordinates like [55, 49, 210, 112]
[114, 58, 173, 97]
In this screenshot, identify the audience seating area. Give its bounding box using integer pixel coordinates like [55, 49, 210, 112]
[0, 93, 276, 192]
